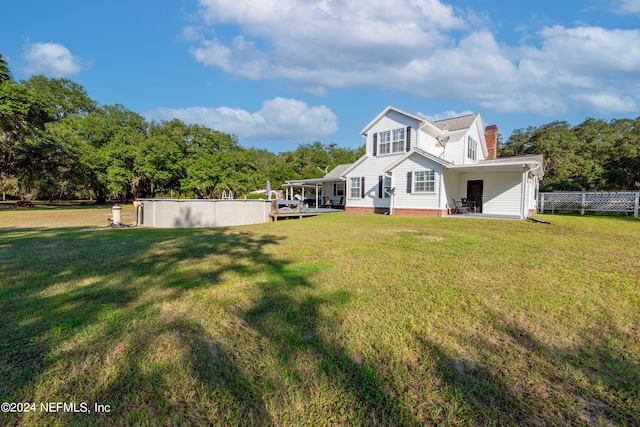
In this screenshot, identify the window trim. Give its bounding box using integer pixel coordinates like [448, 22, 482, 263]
[349, 177, 361, 199]
[383, 176, 392, 198]
[413, 170, 436, 193]
[379, 131, 391, 155]
[391, 128, 405, 153]
[467, 136, 477, 161]
[378, 128, 406, 155]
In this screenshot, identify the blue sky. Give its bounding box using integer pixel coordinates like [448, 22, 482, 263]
[2, 0, 640, 152]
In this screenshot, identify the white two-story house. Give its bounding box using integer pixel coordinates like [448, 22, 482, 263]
[286, 106, 543, 219]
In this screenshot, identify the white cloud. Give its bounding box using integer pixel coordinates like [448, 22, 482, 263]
[190, 0, 465, 84]
[422, 110, 475, 122]
[22, 42, 88, 77]
[144, 97, 338, 142]
[185, 0, 640, 116]
[569, 92, 638, 113]
[612, 0, 640, 14]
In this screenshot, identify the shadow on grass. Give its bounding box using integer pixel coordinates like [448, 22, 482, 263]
[0, 225, 418, 425]
[415, 305, 640, 426]
[243, 259, 421, 426]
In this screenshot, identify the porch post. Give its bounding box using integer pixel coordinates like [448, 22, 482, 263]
[521, 167, 527, 219]
[315, 183, 319, 209]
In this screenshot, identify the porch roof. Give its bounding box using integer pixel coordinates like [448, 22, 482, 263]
[448, 154, 544, 177]
[284, 163, 351, 186]
[284, 176, 344, 186]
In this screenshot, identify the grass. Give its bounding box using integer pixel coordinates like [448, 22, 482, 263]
[0, 207, 638, 426]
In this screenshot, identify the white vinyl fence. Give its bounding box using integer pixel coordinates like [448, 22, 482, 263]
[538, 192, 639, 217]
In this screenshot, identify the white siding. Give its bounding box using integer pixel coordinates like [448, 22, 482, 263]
[392, 154, 443, 210]
[466, 120, 487, 163]
[364, 112, 420, 157]
[441, 170, 460, 211]
[479, 172, 523, 216]
[346, 155, 400, 208]
[439, 134, 466, 165]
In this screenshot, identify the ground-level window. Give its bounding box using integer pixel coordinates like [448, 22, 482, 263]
[414, 170, 435, 192]
[383, 176, 392, 197]
[350, 177, 361, 198]
[335, 182, 345, 196]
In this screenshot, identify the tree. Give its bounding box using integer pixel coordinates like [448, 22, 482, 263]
[136, 121, 186, 198]
[0, 53, 12, 83]
[21, 75, 96, 121]
[180, 125, 249, 198]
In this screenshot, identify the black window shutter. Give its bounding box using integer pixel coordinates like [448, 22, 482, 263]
[333, 183, 337, 195]
[373, 133, 377, 157]
[406, 171, 412, 194]
[406, 126, 411, 152]
[361, 177, 365, 199]
[378, 175, 383, 198]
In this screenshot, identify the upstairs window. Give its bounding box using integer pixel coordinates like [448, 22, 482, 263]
[468, 136, 477, 161]
[379, 131, 391, 154]
[378, 128, 406, 155]
[391, 128, 405, 153]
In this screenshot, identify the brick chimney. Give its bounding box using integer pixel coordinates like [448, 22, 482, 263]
[485, 125, 498, 159]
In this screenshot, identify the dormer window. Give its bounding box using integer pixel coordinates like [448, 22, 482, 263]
[379, 128, 405, 155]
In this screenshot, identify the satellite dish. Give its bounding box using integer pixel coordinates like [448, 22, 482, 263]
[436, 136, 449, 147]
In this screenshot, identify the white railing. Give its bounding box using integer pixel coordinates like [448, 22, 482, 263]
[538, 192, 639, 217]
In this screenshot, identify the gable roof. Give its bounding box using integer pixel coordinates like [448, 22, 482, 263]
[384, 147, 453, 173]
[340, 154, 368, 176]
[360, 105, 427, 135]
[360, 106, 482, 139]
[284, 163, 353, 185]
[324, 163, 352, 180]
[431, 114, 479, 132]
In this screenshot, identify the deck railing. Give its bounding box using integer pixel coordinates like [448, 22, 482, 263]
[538, 191, 639, 217]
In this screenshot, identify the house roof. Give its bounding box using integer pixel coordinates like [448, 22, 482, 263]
[381, 149, 544, 178]
[449, 154, 545, 177]
[431, 114, 479, 132]
[360, 105, 427, 135]
[339, 154, 367, 176]
[360, 106, 482, 141]
[284, 163, 352, 186]
[324, 163, 352, 180]
[384, 148, 453, 173]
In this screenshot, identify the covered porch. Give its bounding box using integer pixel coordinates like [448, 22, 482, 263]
[284, 165, 352, 209]
[443, 155, 544, 219]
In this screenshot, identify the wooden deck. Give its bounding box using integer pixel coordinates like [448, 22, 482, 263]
[269, 199, 342, 222]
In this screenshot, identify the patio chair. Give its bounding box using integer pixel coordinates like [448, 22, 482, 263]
[451, 199, 467, 214]
[321, 196, 332, 208]
[461, 198, 476, 213]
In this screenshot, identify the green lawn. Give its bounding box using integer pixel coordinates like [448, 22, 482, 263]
[1, 207, 638, 426]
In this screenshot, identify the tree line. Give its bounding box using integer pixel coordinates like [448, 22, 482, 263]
[0, 54, 363, 202]
[499, 119, 640, 192]
[2, 52, 639, 202]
